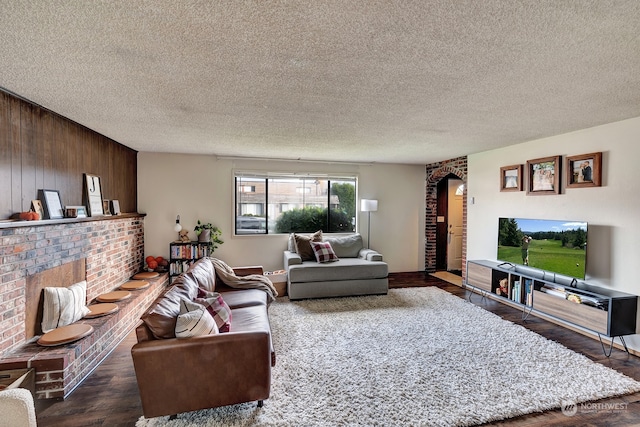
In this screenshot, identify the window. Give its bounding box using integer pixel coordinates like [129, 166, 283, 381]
[235, 172, 357, 235]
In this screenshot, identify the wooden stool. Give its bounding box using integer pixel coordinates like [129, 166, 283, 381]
[132, 271, 159, 280]
[84, 303, 119, 318]
[120, 280, 150, 291]
[96, 291, 131, 303]
[37, 324, 94, 347]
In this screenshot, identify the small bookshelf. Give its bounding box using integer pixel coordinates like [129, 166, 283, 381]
[168, 241, 213, 282]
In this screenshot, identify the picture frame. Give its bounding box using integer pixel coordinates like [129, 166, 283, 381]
[30, 199, 44, 219]
[500, 164, 523, 192]
[37, 189, 64, 219]
[526, 155, 561, 195]
[566, 152, 602, 188]
[83, 173, 104, 216]
[110, 199, 121, 215]
[102, 200, 112, 216]
[66, 205, 88, 218]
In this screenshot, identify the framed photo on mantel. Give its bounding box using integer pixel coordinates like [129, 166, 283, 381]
[38, 189, 64, 219]
[83, 173, 104, 216]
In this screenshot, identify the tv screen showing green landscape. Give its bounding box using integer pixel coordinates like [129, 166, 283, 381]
[497, 217, 588, 279]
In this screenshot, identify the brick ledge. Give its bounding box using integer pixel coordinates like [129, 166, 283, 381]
[0, 273, 167, 399]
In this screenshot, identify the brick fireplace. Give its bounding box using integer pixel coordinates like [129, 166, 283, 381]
[0, 214, 166, 398]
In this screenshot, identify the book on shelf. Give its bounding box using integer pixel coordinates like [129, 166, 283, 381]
[511, 280, 521, 303]
[524, 278, 533, 306]
[170, 242, 212, 260]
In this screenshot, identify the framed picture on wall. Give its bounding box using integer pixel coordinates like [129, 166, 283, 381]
[83, 173, 104, 216]
[566, 152, 602, 188]
[526, 155, 561, 195]
[500, 164, 523, 192]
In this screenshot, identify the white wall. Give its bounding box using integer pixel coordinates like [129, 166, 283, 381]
[467, 116, 640, 349]
[138, 155, 426, 273]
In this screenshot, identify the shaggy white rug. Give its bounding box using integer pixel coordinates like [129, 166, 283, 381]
[136, 287, 640, 426]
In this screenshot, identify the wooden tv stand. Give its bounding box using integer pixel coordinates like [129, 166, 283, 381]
[465, 260, 638, 356]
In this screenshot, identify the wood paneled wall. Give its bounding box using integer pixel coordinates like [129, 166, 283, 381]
[0, 89, 137, 218]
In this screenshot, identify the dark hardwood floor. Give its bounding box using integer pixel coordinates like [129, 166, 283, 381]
[36, 274, 640, 426]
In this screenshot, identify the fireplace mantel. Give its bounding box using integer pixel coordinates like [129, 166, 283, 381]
[0, 212, 145, 229]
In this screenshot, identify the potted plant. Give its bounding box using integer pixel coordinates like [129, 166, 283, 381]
[194, 220, 224, 250]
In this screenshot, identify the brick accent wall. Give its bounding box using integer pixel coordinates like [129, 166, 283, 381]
[425, 156, 468, 280]
[0, 215, 167, 399]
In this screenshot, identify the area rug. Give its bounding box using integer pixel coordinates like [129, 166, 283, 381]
[136, 287, 640, 427]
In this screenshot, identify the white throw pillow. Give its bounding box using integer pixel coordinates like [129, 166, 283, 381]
[175, 299, 219, 338]
[41, 280, 90, 333]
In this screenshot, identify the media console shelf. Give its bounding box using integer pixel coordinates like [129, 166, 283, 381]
[466, 260, 638, 356]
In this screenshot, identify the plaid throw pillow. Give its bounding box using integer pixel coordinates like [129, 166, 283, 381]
[195, 289, 232, 332]
[310, 241, 339, 263]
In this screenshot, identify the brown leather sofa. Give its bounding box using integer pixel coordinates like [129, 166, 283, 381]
[131, 258, 274, 419]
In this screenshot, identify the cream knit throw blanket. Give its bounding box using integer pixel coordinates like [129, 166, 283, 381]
[210, 258, 278, 302]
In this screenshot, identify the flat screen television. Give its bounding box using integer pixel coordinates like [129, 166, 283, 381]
[497, 217, 588, 280]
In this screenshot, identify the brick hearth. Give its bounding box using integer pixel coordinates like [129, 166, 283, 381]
[0, 214, 164, 399]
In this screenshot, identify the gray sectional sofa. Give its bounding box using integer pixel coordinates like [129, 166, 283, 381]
[283, 233, 388, 300]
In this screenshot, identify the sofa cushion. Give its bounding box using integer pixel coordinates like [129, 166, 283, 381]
[288, 258, 388, 283]
[311, 241, 339, 263]
[172, 272, 200, 300]
[323, 234, 363, 258]
[186, 257, 216, 291]
[175, 299, 219, 338]
[195, 290, 232, 332]
[293, 230, 323, 261]
[140, 284, 190, 339]
[41, 281, 90, 333]
[220, 288, 268, 309]
[230, 305, 272, 334]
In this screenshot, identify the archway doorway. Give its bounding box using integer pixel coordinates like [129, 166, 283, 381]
[436, 175, 464, 274]
[425, 156, 467, 280]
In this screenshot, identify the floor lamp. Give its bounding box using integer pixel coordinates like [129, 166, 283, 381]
[360, 199, 378, 249]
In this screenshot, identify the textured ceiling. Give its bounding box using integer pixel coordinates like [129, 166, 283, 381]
[1, 1, 639, 164]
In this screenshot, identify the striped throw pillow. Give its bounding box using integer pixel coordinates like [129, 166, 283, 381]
[175, 299, 219, 338]
[41, 281, 90, 333]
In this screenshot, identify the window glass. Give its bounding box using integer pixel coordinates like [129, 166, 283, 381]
[235, 177, 267, 234]
[234, 173, 357, 235]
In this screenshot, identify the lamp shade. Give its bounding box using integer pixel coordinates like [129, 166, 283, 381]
[360, 199, 378, 212]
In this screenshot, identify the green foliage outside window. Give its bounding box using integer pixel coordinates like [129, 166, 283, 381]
[275, 207, 353, 233]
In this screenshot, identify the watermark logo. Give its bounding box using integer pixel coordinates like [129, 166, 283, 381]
[561, 400, 578, 417]
[561, 399, 629, 416]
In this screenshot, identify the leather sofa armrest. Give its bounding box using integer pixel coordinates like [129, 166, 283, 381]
[284, 251, 302, 269]
[358, 248, 384, 261]
[233, 265, 264, 276]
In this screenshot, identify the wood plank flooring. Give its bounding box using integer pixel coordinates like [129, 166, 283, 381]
[36, 274, 640, 426]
